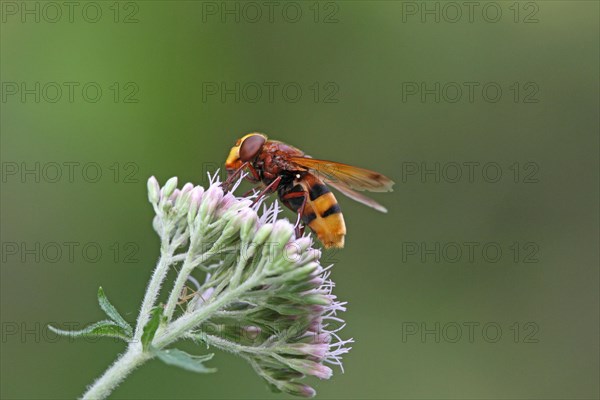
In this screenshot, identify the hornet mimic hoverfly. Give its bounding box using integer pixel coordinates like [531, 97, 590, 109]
[224, 133, 394, 248]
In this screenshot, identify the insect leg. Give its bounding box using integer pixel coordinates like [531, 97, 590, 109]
[239, 165, 263, 197]
[221, 161, 249, 191]
[246, 164, 261, 181]
[281, 190, 307, 237]
[251, 175, 282, 206]
[240, 165, 262, 196]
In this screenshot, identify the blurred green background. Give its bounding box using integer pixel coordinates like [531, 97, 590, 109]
[1, 1, 598, 399]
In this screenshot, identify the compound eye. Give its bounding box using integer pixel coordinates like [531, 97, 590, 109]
[239, 135, 266, 162]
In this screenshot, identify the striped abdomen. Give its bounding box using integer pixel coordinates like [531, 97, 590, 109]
[283, 173, 346, 248]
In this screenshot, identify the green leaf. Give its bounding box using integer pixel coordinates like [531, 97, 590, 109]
[155, 348, 216, 373]
[48, 320, 130, 341]
[97, 286, 133, 336]
[141, 305, 164, 351]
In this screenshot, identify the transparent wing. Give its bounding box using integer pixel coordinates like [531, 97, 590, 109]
[291, 157, 394, 192]
[326, 181, 388, 213]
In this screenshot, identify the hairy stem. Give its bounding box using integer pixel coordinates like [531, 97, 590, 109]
[163, 253, 194, 321]
[134, 234, 173, 341]
[81, 344, 151, 400]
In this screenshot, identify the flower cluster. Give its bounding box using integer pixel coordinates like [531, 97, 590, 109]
[147, 174, 352, 397]
[53, 172, 352, 399]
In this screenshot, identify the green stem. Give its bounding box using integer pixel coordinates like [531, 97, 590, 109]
[163, 252, 195, 321]
[134, 233, 174, 341]
[81, 344, 151, 400]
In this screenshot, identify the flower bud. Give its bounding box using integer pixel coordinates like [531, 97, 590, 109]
[283, 262, 320, 282]
[162, 176, 178, 199]
[199, 184, 223, 222]
[171, 188, 181, 200]
[221, 213, 243, 239]
[267, 368, 304, 381]
[180, 182, 194, 195]
[296, 249, 322, 267]
[219, 197, 253, 221]
[239, 209, 258, 243]
[284, 358, 332, 380]
[216, 192, 237, 216]
[187, 186, 204, 223]
[282, 242, 301, 263]
[283, 343, 329, 359]
[299, 332, 332, 344]
[280, 382, 316, 398]
[175, 186, 193, 212]
[294, 236, 313, 253]
[147, 176, 160, 204]
[301, 293, 333, 306]
[288, 276, 325, 292]
[268, 220, 295, 252]
[252, 224, 273, 247]
[308, 316, 323, 333]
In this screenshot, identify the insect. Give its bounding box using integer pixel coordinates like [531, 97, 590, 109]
[223, 133, 394, 248]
